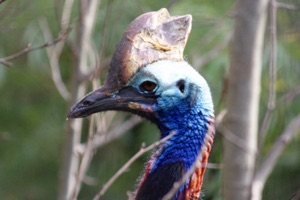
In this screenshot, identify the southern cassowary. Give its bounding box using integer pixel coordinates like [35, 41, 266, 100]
[68, 8, 215, 200]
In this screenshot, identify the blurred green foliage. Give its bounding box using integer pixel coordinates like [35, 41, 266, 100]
[0, 0, 300, 199]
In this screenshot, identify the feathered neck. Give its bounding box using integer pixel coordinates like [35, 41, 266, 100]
[135, 102, 215, 200]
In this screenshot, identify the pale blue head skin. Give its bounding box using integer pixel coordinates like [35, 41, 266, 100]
[127, 60, 214, 171]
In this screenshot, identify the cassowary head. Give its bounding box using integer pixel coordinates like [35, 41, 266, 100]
[68, 8, 215, 200]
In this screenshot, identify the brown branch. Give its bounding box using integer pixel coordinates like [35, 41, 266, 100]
[0, 28, 71, 67]
[289, 187, 300, 200]
[0, 0, 6, 5]
[93, 132, 176, 200]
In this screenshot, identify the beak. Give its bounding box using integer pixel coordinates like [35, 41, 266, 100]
[67, 86, 157, 119]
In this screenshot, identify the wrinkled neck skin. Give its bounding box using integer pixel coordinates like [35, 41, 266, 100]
[155, 103, 212, 170]
[136, 93, 214, 200]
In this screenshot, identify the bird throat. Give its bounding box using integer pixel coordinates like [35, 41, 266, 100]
[135, 109, 215, 200]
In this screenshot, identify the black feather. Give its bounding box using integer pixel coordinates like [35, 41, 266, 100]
[136, 162, 185, 200]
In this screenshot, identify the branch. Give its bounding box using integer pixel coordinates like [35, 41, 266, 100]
[219, 124, 257, 154]
[39, 18, 71, 101]
[0, 0, 6, 5]
[69, 116, 96, 200]
[92, 0, 113, 79]
[279, 85, 300, 103]
[93, 132, 176, 200]
[59, 0, 101, 199]
[289, 187, 300, 200]
[60, 0, 75, 31]
[258, 0, 277, 148]
[0, 28, 71, 67]
[276, 2, 299, 10]
[192, 32, 231, 70]
[76, 116, 142, 154]
[252, 113, 300, 199]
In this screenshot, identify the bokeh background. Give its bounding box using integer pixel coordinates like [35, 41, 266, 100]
[0, 0, 300, 199]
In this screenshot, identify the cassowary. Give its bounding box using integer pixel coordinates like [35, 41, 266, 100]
[68, 8, 215, 200]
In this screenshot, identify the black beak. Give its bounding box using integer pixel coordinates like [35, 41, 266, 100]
[67, 86, 157, 119]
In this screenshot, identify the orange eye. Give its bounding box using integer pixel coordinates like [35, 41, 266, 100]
[140, 81, 157, 92]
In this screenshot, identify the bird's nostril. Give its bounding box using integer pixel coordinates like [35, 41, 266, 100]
[82, 99, 93, 106]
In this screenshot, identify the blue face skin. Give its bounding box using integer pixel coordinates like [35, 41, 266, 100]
[128, 60, 214, 172]
[153, 83, 211, 172]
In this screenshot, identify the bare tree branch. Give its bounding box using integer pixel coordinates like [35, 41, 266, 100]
[252, 113, 300, 200]
[39, 18, 71, 101]
[0, 28, 71, 67]
[258, 0, 277, 149]
[279, 85, 300, 103]
[219, 124, 257, 154]
[59, 0, 101, 199]
[193, 32, 231, 70]
[276, 2, 299, 10]
[93, 0, 113, 79]
[69, 116, 96, 200]
[0, 0, 7, 5]
[289, 187, 300, 200]
[93, 132, 176, 200]
[76, 116, 142, 154]
[223, 0, 268, 199]
[60, 0, 75, 31]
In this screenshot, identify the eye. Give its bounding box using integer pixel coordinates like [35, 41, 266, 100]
[140, 81, 157, 92]
[177, 79, 185, 93]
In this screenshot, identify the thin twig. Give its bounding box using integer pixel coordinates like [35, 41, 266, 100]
[219, 124, 257, 154]
[69, 116, 96, 200]
[0, 28, 71, 67]
[93, 0, 113, 79]
[39, 18, 71, 101]
[215, 109, 227, 126]
[279, 85, 300, 103]
[276, 2, 299, 10]
[207, 163, 223, 170]
[76, 116, 142, 154]
[252, 113, 300, 198]
[93, 132, 176, 200]
[60, 0, 101, 199]
[193, 32, 231, 70]
[258, 0, 277, 147]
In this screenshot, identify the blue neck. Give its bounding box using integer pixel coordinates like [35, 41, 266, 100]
[136, 86, 214, 200]
[153, 104, 211, 172]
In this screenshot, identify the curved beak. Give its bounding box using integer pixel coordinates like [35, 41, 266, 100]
[67, 86, 157, 119]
